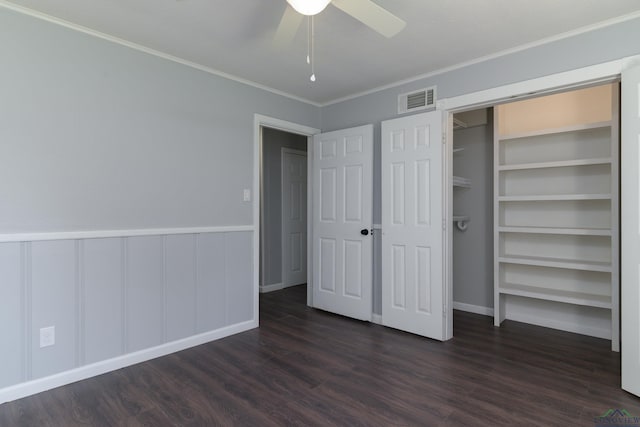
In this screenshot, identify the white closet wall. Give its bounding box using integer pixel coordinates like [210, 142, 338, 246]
[493, 84, 619, 351]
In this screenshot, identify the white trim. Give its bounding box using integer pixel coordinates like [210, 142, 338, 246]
[259, 126, 266, 289]
[321, 12, 640, 107]
[282, 282, 304, 289]
[453, 302, 494, 317]
[505, 313, 610, 340]
[255, 115, 320, 137]
[3, 0, 639, 108]
[254, 121, 262, 326]
[259, 283, 284, 293]
[0, 319, 257, 405]
[440, 54, 640, 345]
[371, 314, 383, 324]
[440, 59, 625, 112]
[307, 137, 314, 307]
[0, 225, 254, 243]
[0, 1, 320, 108]
[254, 114, 320, 313]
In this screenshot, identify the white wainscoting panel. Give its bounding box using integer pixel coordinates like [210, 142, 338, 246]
[0, 243, 23, 388]
[164, 234, 197, 342]
[0, 229, 255, 403]
[226, 232, 254, 325]
[196, 233, 228, 332]
[83, 238, 124, 365]
[30, 240, 77, 379]
[126, 236, 164, 353]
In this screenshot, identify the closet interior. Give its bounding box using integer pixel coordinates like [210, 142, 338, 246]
[452, 83, 620, 351]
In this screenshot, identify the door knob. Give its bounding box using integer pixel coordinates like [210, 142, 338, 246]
[360, 229, 369, 236]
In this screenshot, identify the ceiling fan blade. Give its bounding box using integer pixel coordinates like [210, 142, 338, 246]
[274, 5, 305, 47]
[332, 0, 406, 38]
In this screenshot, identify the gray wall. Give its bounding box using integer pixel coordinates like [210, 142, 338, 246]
[0, 7, 320, 233]
[0, 7, 320, 394]
[321, 16, 640, 135]
[452, 115, 494, 309]
[321, 15, 640, 315]
[261, 128, 307, 287]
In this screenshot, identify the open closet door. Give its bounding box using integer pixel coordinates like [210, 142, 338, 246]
[622, 62, 640, 397]
[312, 125, 373, 321]
[381, 111, 446, 339]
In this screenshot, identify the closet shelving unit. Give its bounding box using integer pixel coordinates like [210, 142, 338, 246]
[452, 175, 471, 188]
[452, 121, 470, 231]
[493, 85, 619, 351]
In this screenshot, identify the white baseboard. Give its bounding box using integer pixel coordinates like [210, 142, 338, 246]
[0, 319, 257, 404]
[282, 282, 305, 289]
[260, 282, 306, 293]
[371, 313, 383, 324]
[506, 312, 610, 340]
[259, 283, 283, 293]
[453, 301, 494, 316]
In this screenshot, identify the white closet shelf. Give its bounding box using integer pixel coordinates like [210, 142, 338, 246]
[498, 194, 611, 202]
[453, 147, 464, 153]
[499, 121, 612, 141]
[498, 157, 612, 171]
[453, 118, 468, 130]
[498, 226, 611, 236]
[498, 282, 612, 309]
[498, 255, 612, 272]
[453, 176, 471, 188]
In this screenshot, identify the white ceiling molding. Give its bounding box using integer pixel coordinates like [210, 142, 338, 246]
[0, 0, 322, 107]
[321, 10, 640, 107]
[439, 58, 628, 112]
[2, 0, 639, 106]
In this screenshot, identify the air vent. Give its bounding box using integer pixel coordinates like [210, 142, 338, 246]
[398, 86, 437, 114]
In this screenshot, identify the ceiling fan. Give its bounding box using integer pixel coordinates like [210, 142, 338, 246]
[274, 0, 406, 46]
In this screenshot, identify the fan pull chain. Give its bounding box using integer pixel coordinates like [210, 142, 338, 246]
[310, 15, 316, 82]
[306, 16, 311, 64]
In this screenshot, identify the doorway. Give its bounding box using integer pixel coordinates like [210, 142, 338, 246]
[450, 108, 494, 320]
[260, 127, 309, 294]
[448, 83, 621, 353]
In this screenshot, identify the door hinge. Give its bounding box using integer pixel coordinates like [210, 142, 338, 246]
[442, 132, 446, 144]
[442, 219, 446, 230]
[443, 303, 446, 317]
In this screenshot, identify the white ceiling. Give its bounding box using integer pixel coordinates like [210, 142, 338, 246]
[4, 0, 640, 104]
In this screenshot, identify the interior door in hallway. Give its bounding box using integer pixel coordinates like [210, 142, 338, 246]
[312, 125, 373, 321]
[282, 148, 307, 287]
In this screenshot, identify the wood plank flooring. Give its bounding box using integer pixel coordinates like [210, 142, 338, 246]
[1, 284, 639, 426]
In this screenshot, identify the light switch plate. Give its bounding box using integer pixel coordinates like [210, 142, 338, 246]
[243, 189, 251, 202]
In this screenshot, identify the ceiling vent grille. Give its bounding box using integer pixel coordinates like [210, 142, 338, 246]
[398, 86, 436, 114]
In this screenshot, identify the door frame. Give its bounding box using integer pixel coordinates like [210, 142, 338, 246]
[254, 114, 319, 317]
[281, 147, 308, 288]
[438, 55, 640, 341]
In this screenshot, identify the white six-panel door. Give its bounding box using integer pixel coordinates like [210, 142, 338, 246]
[282, 148, 307, 287]
[312, 125, 373, 321]
[381, 111, 445, 339]
[621, 62, 640, 398]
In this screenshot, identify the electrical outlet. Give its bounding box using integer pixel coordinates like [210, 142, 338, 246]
[243, 189, 251, 202]
[40, 326, 55, 348]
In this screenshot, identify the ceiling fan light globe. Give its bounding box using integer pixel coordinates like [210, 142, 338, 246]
[286, 0, 331, 16]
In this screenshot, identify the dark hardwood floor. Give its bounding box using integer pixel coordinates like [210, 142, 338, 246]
[1, 285, 638, 426]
